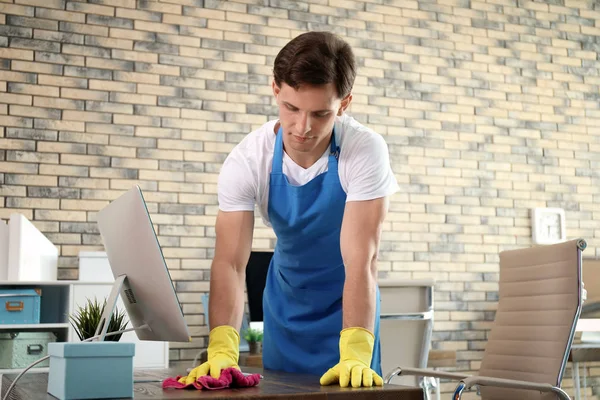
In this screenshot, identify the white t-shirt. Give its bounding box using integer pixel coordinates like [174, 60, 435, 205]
[217, 113, 399, 227]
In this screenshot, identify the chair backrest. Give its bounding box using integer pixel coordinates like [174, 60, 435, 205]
[478, 238, 585, 400]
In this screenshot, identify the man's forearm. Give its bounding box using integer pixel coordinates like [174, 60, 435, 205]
[208, 260, 246, 331]
[342, 260, 377, 332]
[339, 198, 387, 333]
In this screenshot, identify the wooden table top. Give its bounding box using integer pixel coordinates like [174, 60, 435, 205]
[1, 367, 424, 399]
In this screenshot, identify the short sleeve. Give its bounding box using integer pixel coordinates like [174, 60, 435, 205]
[343, 131, 399, 202]
[217, 148, 257, 212]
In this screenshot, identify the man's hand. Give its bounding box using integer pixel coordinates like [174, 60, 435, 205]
[178, 325, 240, 385]
[320, 327, 384, 388]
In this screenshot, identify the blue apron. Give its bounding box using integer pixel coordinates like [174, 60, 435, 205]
[262, 125, 382, 377]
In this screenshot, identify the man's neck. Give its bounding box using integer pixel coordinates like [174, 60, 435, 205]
[285, 139, 330, 169]
[274, 122, 332, 169]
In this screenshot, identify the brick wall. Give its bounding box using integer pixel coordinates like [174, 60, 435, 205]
[1, 0, 600, 397]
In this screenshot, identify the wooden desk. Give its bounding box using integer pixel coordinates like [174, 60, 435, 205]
[1, 367, 423, 399]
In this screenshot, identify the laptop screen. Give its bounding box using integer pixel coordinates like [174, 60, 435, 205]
[245, 251, 273, 322]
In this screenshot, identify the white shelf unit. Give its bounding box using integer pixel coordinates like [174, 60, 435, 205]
[0, 367, 49, 375]
[0, 280, 72, 331]
[0, 323, 70, 330]
[0, 281, 72, 381]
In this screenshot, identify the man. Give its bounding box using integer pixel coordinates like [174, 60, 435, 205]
[181, 31, 399, 388]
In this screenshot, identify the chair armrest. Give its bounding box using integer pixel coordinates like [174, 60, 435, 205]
[463, 376, 554, 391]
[452, 376, 570, 400]
[384, 367, 470, 384]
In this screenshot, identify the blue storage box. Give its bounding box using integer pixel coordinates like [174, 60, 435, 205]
[47, 342, 135, 400]
[0, 288, 41, 324]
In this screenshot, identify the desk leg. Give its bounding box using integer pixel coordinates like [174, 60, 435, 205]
[573, 362, 581, 400]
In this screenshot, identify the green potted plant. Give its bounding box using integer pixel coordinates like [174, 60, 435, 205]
[242, 327, 263, 354]
[69, 297, 129, 342]
[46, 297, 136, 400]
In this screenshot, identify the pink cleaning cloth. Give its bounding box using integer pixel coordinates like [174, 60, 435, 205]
[162, 367, 261, 390]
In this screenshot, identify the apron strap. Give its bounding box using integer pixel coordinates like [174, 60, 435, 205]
[328, 126, 340, 172]
[329, 128, 339, 160]
[272, 125, 284, 174]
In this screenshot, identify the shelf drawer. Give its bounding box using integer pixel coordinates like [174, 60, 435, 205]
[0, 288, 42, 324]
[0, 331, 56, 369]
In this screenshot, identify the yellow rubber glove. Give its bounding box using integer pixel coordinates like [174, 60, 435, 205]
[178, 325, 240, 385]
[320, 327, 384, 388]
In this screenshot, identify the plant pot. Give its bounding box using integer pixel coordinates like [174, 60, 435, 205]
[47, 341, 135, 400]
[248, 341, 262, 355]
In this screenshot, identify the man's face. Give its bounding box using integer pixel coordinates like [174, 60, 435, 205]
[272, 81, 351, 158]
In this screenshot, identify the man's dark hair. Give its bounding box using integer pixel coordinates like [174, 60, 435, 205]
[273, 31, 356, 99]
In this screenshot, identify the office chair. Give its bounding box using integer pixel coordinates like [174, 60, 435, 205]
[379, 279, 436, 399]
[385, 238, 587, 400]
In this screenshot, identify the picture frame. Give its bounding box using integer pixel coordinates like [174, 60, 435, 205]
[532, 207, 566, 245]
